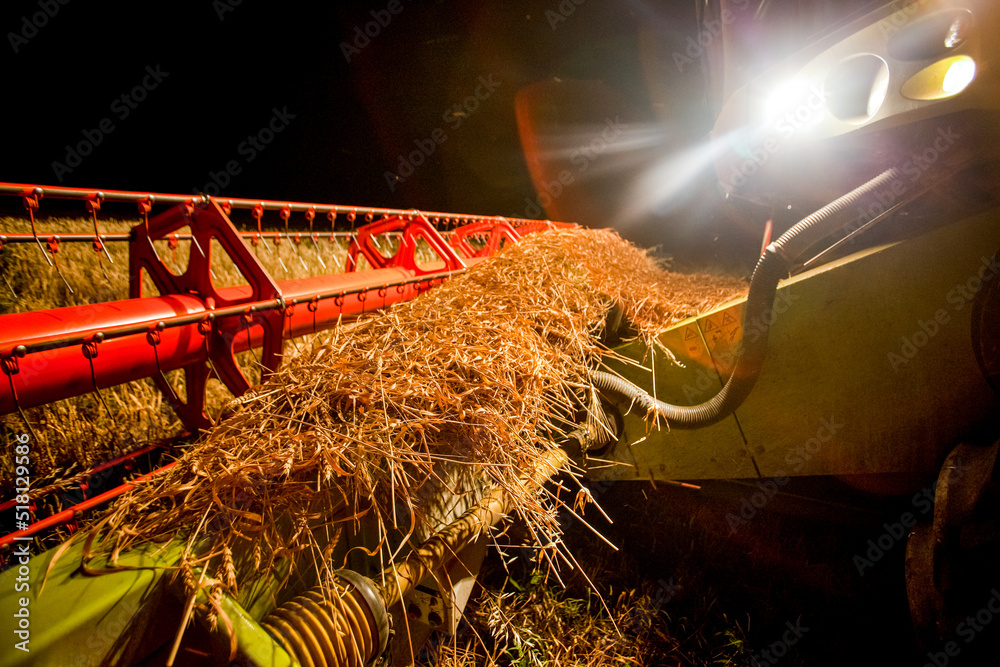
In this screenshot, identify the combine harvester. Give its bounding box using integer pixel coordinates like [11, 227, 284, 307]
[2, 0, 1000, 664]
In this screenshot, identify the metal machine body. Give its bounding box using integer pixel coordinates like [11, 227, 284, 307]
[2, 0, 1000, 662]
[585, 0, 1000, 648]
[591, 207, 1000, 484]
[0, 186, 558, 433]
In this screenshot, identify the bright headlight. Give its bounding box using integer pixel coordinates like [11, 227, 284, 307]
[901, 55, 977, 100]
[764, 80, 817, 119]
[942, 56, 976, 95]
[761, 79, 828, 135]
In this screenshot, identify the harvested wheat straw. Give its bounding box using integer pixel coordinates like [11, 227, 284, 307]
[93, 227, 745, 599]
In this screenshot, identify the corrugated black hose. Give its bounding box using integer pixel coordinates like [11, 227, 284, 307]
[591, 168, 903, 428]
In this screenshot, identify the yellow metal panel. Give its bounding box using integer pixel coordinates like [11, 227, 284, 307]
[738, 208, 1000, 478]
[597, 311, 758, 482]
[593, 207, 1000, 482]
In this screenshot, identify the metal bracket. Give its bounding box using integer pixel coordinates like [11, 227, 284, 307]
[129, 199, 285, 431]
[448, 219, 521, 259]
[346, 215, 466, 275]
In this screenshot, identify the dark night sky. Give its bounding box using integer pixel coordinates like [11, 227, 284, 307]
[0, 0, 872, 262]
[1, 1, 736, 249]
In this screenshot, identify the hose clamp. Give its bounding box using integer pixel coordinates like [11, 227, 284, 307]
[765, 241, 791, 263]
[336, 569, 391, 662]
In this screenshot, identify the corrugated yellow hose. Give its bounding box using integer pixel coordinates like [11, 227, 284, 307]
[260, 447, 568, 666]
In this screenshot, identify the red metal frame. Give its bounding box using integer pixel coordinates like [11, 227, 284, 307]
[449, 219, 522, 259]
[0, 441, 168, 514]
[130, 199, 288, 428]
[0, 184, 575, 431]
[0, 182, 577, 544]
[0, 182, 559, 230]
[0, 462, 176, 550]
[346, 213, 467, 273]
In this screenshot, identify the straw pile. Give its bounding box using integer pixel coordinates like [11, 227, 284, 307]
[88, 227, 745, 606]
[0, 218, 175, 497]
[0, 215, 352, 497]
